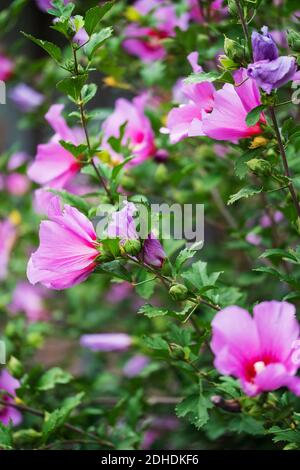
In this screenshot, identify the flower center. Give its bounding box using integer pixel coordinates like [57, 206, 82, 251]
[253, 361, 266, 374]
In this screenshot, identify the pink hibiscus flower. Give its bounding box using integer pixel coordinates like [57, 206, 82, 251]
[0, 370, 22, 426]
[211, 301, 300, 396]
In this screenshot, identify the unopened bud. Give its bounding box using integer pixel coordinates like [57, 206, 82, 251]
[224, 36, 245, 64]
[169, 284, 189, 301]
[7, 356, 23, 379]
[123, 239, 141, 256]
[287, 29, 300, 53]
[211, 395, 241, 413]
[155, 164, 169, 184]
[247, 158, 272, 176]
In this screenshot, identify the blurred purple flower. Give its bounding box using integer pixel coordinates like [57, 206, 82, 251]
[0, 219, 17, 280]
[107, 202, 138, 241]
[9, 84, 44, 112]
[80, 333, 132, 352]
[106, 282, 133, 304]
[7, 152, 29, 171]
[8, 281, 49, 323]
[0, 53, 14, 81]
[123, 354, 150, 377]
[5, 173, 30, 196]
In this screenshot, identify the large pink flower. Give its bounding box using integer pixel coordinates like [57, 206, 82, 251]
[27, 104, 83, 188]
[0, 370, 22, 426]
[123, 0, 189, 62]
[0, 219, 17, 280]
[102, 96, 156, 165]
[211, 301, 300, 396]
[166, 52, 215, 143]
[0, 53, 14, 81]
[27, 198, 100, 290]
[167, 61, 264, 144]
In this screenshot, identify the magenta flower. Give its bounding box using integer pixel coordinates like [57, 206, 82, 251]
[72, 28, 89, 47]
[123, 354, 150, 377]
[188, 0, 227, 23]
[247, 56, 297, 94]
[166, 52, 215, 143]
[9, 84, 44, 112]
[28, 104, 83, 188]
[0, 53, 14, 81]
[106, 282, 133, 304]
[141, 233, 166, 268]
[102, 96, 156, 165]
[6, 173, 30, 196]
[8, 281, 48, 323]
[0, 219, 17, 280]
[35, 0, 72, 12]
[27, 199, 100, 290]
[252, 26, 279, 62]
[0, 370, 22, 426]
[211, 301, 300, 396]
[123, 0, 189, 63]
[8, 152, 29, 171]
[80, 333, 132, 352]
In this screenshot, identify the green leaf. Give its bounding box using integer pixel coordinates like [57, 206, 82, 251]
[85, 2, 114, 36]
[176, 391, 213, 430]
[184, 71, 220, 84]
[21, 32, 62, 63]
[37, 367, 73, 391]
[48, 189, 90, 215]
[143, 335, 169, 351]
[0, 422, 13, 450]
[174, 242, 202, 274]
[59, 141, 88, 158]
[134, 270, 156, 300]
[42, 393, 84, 443]
[81, 83, 98, 105]
[227, 186, 262, 205]
[182, 260, 222, 293]
[138, 304, 171, 318]
[56, 74, 88, 102]
[95, 260, 132, 282]
[245, 104, 266, 127]
[234, 149, 260, 179]
[84, 27, 113, 59]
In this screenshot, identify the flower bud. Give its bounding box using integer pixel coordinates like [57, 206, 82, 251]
[247, 158, 272, 176]
[155, 164, 169, 184]
[7, 356, 23, 379]
[224, 36, 245, 64]
[123, 238, 142, 256]
[287, 29, 300, 53]
[169, 284, 188, 301]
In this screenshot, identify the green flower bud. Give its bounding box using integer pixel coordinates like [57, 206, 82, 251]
[287, 29, 300, 53]
[224, 36, 245, 64]
[169, 284, 189, 301]
[123, 239, 142, 256]
[219, 55, 238, 71]
[155, 164, 169, 184]
[246, 158, 272, 176]
[227, 0, 238, 17]
[7, 356, 23, 379]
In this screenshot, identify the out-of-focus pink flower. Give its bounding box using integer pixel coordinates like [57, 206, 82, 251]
[166, 52, 215, 143]
[260, 210, 283, 228]
[6, 173, 30, 196]
[8, 152, 29, 171]
[9, 84, 44, 112]
[246, 232, 262, 246]
[107, 202, 138, 241]
[211, 301, 300, 396]
[140, 233, 166, 268]
[73, 28, 89, 46]
[102, 96, 156, 165]
[0, 370, 22, 426]
[142, 417, 179, 449]
[8, 281, 48, 322]
[106, 282, 133, 303]
[123, 0, 189, 62]
[27, 199, 100, 290]
[80, 333, 132, 352]
[0, 219, 17, 280]
[28, 104, 83, 188]
[0, 53, 14, 81]
[123, 354, 150, 377]
[35, 0, 72, 12]
[188, 0, 227, 23]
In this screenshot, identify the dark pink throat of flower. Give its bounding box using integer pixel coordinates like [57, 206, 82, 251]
[144, 29, 169, 51]
[244, 355, 278, 382]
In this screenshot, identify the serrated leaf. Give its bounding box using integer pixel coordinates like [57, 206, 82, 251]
[37, 367, 73, 391]
[0, 422, 13, 449]
[21, 32, 62, 63]
[56, 74, 88, 101]
[85, 2, 114, 36]
[59, 141, 88, 158]
[227, 186, 262, 205]
[95, 260, 132, 282]
[176, 392, 213, 430]
[84, 27, 113, 59]
[138, 304, 170, 318]
[245, 104, 266, 127]
[234, 149, 260, 179]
